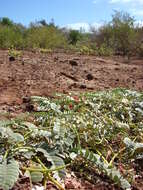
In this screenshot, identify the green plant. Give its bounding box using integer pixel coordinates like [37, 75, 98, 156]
[39, 48, 52, 54]
[98, 43, 113, 56]
[68, 30, 81, 45]
[8, 47, 22, 58]
[25, 25, 68, 49]
[0, 89, 143, 189]
[79, 45, 95, 55]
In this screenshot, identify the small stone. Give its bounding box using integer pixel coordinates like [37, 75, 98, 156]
[86, 73, 94, 81]
[25, 104, 34, 112]
[80, 84, 86, 89]
[23, 97, 31, 103]
[9, 56, 15, 62]
[8, 107, 15, 112]
[69, 60, 78, 66]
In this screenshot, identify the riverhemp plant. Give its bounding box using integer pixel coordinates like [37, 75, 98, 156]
[0, 88, 143, 189]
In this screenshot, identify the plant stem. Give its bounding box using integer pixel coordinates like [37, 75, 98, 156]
[34, 156, 65, 190]
[3, 150, 9, 160]
[109, 147, 126, 166]
[95, 149, 109, 165]
[47, 173, 65, 190]
[22, 164, 70, 173]
[12, 146, 34, 153]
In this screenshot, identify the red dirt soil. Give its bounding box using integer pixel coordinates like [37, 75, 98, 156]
[0, 50, 143, 109]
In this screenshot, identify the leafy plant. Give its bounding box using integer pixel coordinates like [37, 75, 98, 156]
[8, 47, 22, 58]
[39, 48, 52, 54]
[0, 89, 143, 189]
[79, 45, 95, 55]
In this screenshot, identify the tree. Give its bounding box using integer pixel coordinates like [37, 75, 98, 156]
[111, 11, 136, 56]
[0, 17, 13, 27]
[38, 19, 48, 26]
[68, 30, 81, 45]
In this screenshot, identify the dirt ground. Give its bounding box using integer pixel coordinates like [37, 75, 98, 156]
[0, 50, 143, 110]
[0, 50, 143, 189]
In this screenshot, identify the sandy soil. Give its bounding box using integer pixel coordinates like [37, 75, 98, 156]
[0, 50, 143, 108]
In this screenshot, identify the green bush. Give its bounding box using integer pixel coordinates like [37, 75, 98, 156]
[0, 14, 142, 57]
[25, 25, 68, 49]
[79, 45, 95, 55]
[8, 47, 22, 58]
[0, 25, 24, 49]
[68, 30, 81, 45]
[98, 43, 113, 56]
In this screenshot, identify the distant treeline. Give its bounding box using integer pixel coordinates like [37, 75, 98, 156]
[0, 11, 143, 57]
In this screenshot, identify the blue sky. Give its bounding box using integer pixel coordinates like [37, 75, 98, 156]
[0, 0, 143, 30]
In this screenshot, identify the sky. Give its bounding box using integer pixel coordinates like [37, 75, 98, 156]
[0, 0, 143, 31]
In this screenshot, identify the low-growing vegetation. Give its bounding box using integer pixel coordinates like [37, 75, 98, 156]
[0, 11, 143, 57]
[0, 89, 143, 189]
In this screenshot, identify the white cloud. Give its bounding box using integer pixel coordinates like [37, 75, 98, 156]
[66, 22, 102, 32]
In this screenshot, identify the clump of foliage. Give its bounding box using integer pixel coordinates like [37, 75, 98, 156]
[0, 88, 143, 189]
[95, 11, 139, 57]
[0, 17, 68, 50]
[8, 46, 22, 58]
[97, 43, 113, 56]
[68, 30, 81, 45]
[25, 24, 68, 49]
[0, 12, 143, 57]
[39, 48, 52, 54]
[79, 45, 94, 55]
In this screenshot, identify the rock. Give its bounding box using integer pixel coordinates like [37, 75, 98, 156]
[0, 60, 4, 64]
[9, 56, 15, 62]
[8, 107, 15, 112]
[25, 104, 34, 112]
[54, 56, 59, 62]
[22, 60, 25, 65]
[86, 73, 94, 81]
[115, 67, 120, 71]
[69, 60, 78, 66]
[23, 97, 31, 103]
[79, 84, 86, 89]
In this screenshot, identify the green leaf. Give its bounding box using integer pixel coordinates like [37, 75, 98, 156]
[0, 159, 19, 190]
[124, 137, 143, 154]
[0, 127, 24, 143]
[30, 172, 43, 183]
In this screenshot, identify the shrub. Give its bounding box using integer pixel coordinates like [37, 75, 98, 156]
[68, 30, 81, 45]
[25, 25, 68, 49]
[98, 43, 113, 56]
[39, 48, 52, 54]
[79, 45, 95, 55]
[8, 47, 22, 58]
[0, 17, 14, 27]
